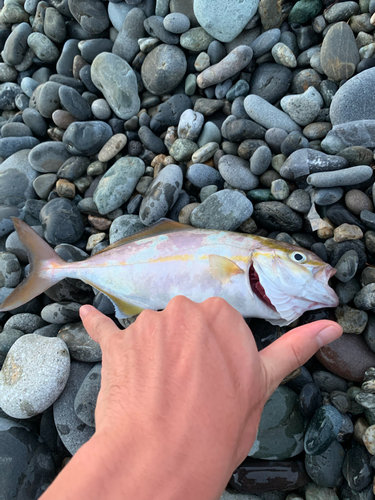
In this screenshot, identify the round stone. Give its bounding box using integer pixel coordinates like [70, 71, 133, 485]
[63, 121, 113, 156]
[141, 44, 187, 96]
[57, 322, 101, 362]
[186, 163, 223, 188]
[0, 252, 21, 288]
[163, 12, 190, 33]
[0, 334, 70, 418]
[4, 313, 46, 334]
[28, 142, 71, 173]
[304, 405, 343, 455]
[39, 197, 85, 245]
[218, 155, 259, 191]
[109, 215, 145, 244]
[253, 201, 303, 232]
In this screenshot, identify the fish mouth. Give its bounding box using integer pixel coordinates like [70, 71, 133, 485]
[249, 264, 276, 310]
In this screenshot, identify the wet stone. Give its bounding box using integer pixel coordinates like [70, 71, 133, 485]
[298, 382, 322, 420]
[305, 440, 345, 488]
[58, 322, 101, 362]
[304, 404, 343, 456]
[248, 386, 306, 460]
[40, 197, 84, 246]
[0, 334, 70, 418]
[342, 446, 373, 492]
[330, 390, 351, 413]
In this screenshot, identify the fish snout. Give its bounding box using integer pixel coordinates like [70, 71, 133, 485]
[314, 264, 336, 282]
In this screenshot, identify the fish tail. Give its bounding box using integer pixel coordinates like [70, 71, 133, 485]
[0, 218, 67, 312]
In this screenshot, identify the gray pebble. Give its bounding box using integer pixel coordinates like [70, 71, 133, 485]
[218, 155, 259, 190]
[112, 8, 146, 63]
[190, 189, 253, 231]
[197, 121, 221, 147]
[335, 250, 359, 283]
[253, 201, 303, 232]
[0, 334, 70, 418]
[4, 313, 46, 334]
[355, 283, 375, 310]
[244, 95, 300, 133]
[186, 163, 222, 188]
[280, 148, 348, 180]
[250, 145, 272, 175]
[177, 109, 204, 142]
[286, 190, 312, 214]
[27, 33, 59, 63]
[312, 188, 344, 206]
[307, 166, 373, 188]
[0, 252, 21, 288]
[28, 141, 71, 173]
[250, 28, 281, 58]
[74, 363, 101, 427]
[109, 215, 145, 244]
[58, 322, 101, 362]
[164, 13, 190, 34]
[271, 179, 289, 200]
[41, 302, 81, 325]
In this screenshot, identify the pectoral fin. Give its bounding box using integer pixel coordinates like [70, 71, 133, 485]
[208, 255, 245, 284]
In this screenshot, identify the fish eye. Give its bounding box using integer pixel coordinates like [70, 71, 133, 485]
[290, 251, 307, 263]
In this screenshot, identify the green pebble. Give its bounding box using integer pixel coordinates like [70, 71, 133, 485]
[247, 189, 276, 202]
[289, 0, 322, 24]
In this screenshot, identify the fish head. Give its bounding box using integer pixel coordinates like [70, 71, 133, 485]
[249, 238, 338, 325]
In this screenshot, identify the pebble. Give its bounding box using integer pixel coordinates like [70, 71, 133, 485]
[163, 13, 190, 34]
[186, 163, 222, 188]
[98, 134, 128, 163]
[178, 109, 204, 142]
[139, 164, 183, 226]
[250, 146, 272, 175]
[342, 446, 373, 492]
[141, 44, 187, 95]
[305, 440, 345, 488]
[218, 155, 259, 191]
[57, 322, 101, 362]
[197, 45, 254, 89]
[69, 0, 109, 35]
[53, 360, 95, 455]
[304, 405, 343, 456]
[0, 334, 70, 419]
[248, 386, 305, 460]
[244, 95, 301, 133]
[335, 250, 359, 283]
[63, 121, 113, 156]
[91, 52, 140, 120]
[250, 63, 293, 104]
[109, 215, 145, 244]
[363, 425, 375, 454]
[307, 166, 373, 188]
[193, 0, 259, 43]
[40, 197, 84, 245]
[190, 190, 253, 231]
[6, 226, 44, 263]
[321, 22, 360, 81]
[281, 87, 322, 127]
[286, 190, 311, 214]
[0, 252, 21, 288]
[335, 305, 368, 334]
[94, 157, 145, 215]
[253, 202, 303, 232]
[272, 42, 297, 68]
[74, 363, 101, 427]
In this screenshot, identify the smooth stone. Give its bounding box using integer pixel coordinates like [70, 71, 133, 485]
[334, 223, 364, 243]
[327, 204, 366, 232]
[253, 202, 303, 232]
[27, 33, 59, 63]
[53, 360, 95, 455]
[141, 44, 187, 96]
[0, 206, 23, 238]
[335, 277, 361, 305]
[250, 28, 281, 58]
[163, 13, 190, 34]
[139, 164, 183, 226]
[28, 141, 71, 174]
[281, 88, 322, 127]
[58, 156, 90, 181]
[298, 382, 322, 420]
[69, 0, 110, 35]
[34, 81, 61, 119]
[150, 94, 192, 135]
[307, 166, 373, 188]
[44, 6, 66, 43]
[112, 8, 146, 63]
[58, 85, 91, 121]
[58, 322, 101, 362]
[197, 45, 254, 89]
[305, 441, 345, 488]
[271, 179, 289, 200]
[186, 164, 222, 189]
[0, 334, 70, 419]
[313, 370, 348, 393]
[63, 121, 113, 156]
[321, 22, 360, 81]
[3, 22, 31, 66]
[0, 328, 24, 365]
[0, 136, 39, 159]
[244, 95, 300, 133]
[1, 122, 32, 138]
[250, 63, 292, 105]
[22, 108, 47, 136]
[109, 215, 145, 244]
[250, 145, 272, 175]
[190, 190, 253, 231]
[41, 302, 81, 325]
[40, 197, 84, 245]
[0, 252, 21, 288]
[330, 67, 375, 126]
[355, 283, 375, 310]
[33, 173, 57, 199]
[0, 417, 55, 499]
[91, 52, 140, 120]
[0, 82, 22, 111]
[91, 98, 111, 121]
[4, 313, 45, 334]
[74, 362, 101, 427]
[219, 155, 259, 191]
[229, 458, 309, 493]
[335, 250, 359, 282]
[178, 109, 204, 142]
[272, 42, 297, 68]
[339, 147, 373, 167]
[225, 119, 266, 142]
[316, 333, 375, 382]
[93, 157, 145, 215]
[322, 120, 375, 153]
[107, 1, 133, 31]
[144, 15, 180, 45]
[342, 446, 373, 492]
[180, 27, 214, 52]
[0, 150, 38, 207]
[193, 0, 259, 43]
[286, 190, 311, 214]
[248, 386, 305, 460]
[79, 39, 113, 64]
[289, 0, 322, 24]
[304, 405, 343, 455]
[5, 226, 44, 264]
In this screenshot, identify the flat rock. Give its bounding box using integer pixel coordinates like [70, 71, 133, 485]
[244, 95, 300, 133]
[0, 334, 70, 418]
[280, 148, 348, 180]
[28, 141, 71, 173]
[193, 0, 260, 43]
[91, 52, 140, 120]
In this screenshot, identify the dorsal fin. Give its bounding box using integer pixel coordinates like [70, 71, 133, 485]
[95, 219, 193, 255]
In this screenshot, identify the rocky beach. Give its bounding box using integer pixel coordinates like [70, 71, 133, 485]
[2, 0, 375, 498]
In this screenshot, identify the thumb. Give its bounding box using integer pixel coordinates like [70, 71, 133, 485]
[80, 305, 120, 345]
[259, 320, 343, 399]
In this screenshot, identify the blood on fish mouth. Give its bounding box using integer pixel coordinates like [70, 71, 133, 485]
[249, 264, 275, 310]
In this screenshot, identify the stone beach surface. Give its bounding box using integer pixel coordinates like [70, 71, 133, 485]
[2, 0, 375, 498]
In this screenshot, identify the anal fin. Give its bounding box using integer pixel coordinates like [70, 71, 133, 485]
[107, 294, 144, 319]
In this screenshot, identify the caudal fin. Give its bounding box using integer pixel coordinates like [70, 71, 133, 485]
[0, 218, 66, 312]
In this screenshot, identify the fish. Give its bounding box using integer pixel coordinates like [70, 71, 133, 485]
[0, 218, 339, 326]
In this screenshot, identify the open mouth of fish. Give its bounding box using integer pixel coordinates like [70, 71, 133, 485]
[249, 264, 275, 310]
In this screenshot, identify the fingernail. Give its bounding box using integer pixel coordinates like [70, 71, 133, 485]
[317, 325, 343, 347]
[80, 305, 91, 318]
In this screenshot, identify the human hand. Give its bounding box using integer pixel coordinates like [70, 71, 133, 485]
[77, 296, 342, 500]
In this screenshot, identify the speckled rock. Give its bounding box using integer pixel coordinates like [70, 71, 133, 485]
[58, 322, 101, 362]
[253, 202, 303, 232]
[190, 190, 253, 231]
[0, 334, 70, 418]
[74, 362, 101, 427]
